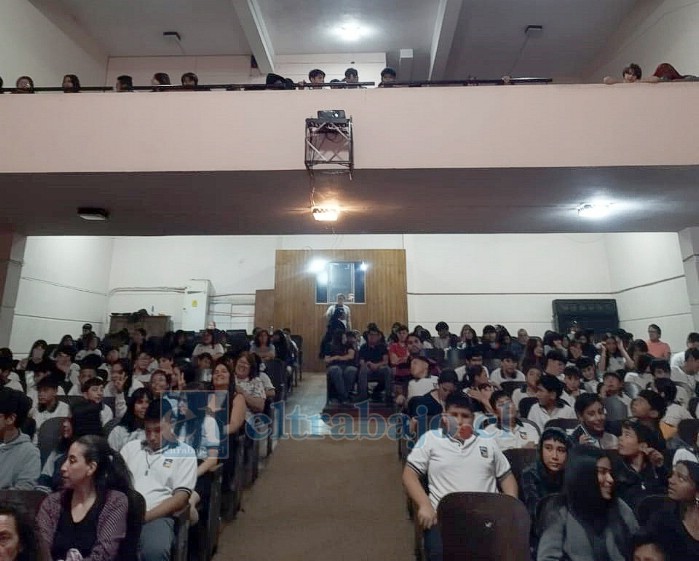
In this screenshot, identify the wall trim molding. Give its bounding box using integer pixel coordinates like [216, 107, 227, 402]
[20, 276, 108, 297]
[14, 313, 103, 324]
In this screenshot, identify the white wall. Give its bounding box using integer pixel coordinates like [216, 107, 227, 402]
[0, 0, 107, 88]
[604, 232, 692, 351]
[585, 0, 699, 81]
[10, 237, 113, 354]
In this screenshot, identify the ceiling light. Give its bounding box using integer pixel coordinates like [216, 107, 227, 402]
[577, 203, 611, 219]
[359, 262, 368, 272]
[335, 23, 367, 42]
[77, 207, 109, 221]
[312, 206, 340, 222]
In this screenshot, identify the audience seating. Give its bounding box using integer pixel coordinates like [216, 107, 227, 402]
[438, 492, 530, 561]
[503, 448, 538, 498]
[518, 397, 538, 418]
[604, 396, 629, 422]
[543, 418, 579, 433]
[121, 489, 146, 560]
[500, 381, 527, 397]
[634, 494, 675, 526]
[0, 489, 46, 515]
[623, 382, 641, 399]
[290, 335, 303, 382]
[264, 359, 287, 402]
[37, 416, 67, 465]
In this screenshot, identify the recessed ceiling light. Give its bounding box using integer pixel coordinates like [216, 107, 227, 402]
[577, 203, 611, 219]
[77, 207, 109, 221]
[335, 23, 368, 42]
[312, 206, 340, 222]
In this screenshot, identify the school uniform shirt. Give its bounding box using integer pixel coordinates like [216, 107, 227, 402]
[99, 402, 113, 426]
[103, 379, 145, 421]
[489, 368, 525, 386]
[108, 426, 144, 452]
[671, 366, 698, 391]
[560, 390, 586, 408]
[32, 400, 70, 434]
[670, 351, 686, 371]
[663, 403, 693, 427]
[480, 420, 540, 451]
[406, 429, 512, 510]
[527, 402, 576, 432]
[407, 377, 439, 401]
[120, 439, 198, 512]
[511, 387, 537, 408]
[624, 371, 654, 389]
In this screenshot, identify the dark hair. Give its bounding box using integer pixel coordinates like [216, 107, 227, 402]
[465, 365, 486, 387]
[574, 356, 594, 370]
[654, 377, 677, 406]
[635, 389, 666, 422]
[0, 75, 3, 91]
[650, 358, 670, 374]
[174, 360, 196, 386]
[0, 501, 41, 561]
[15, 75, 34, 92]
[602, 371, 623, 384]
[81, 376, 104, 394]
[380, 67, 397, 79]
[564, 446, 612, 519]
[574, 393, 603, 417]
[648, 323, 662, 336]
[564, 365, 582, 379]
[437, 369, 458, 386]
[253, 329, 270, 348]
[546, 350, 567, 364]
[236, 351, 259, 378]
[653, 63, 684, 81]
[116, 75, 133, 90]
[118, 387, 153, 432]
[630, 339, 649, 355]
[540, 426, 571, 449]
[685, 348, 699, 361]
[74, 435, 132, 495]
[500, 350, 517, 362]
[144, 398, 171, 422]
[36, 374, 61, 391]
[539, 375, 564, 398]
[0, 388, 32, 428]
[308, 68, 325, 81]
[62, 74, 81, 92]
[489, 389, 510, 410]
[622, 419, 662, 449]
[631, 534, 665, 559]
[344, 67, 358, 78]
[69, 400, 104, 439]
[444, 393, 475, 412]
[435, 321, 449, 332]
[688, 332, 699, 344]
[181, 72, 198, 86]
[622, 63, 642, 79]
[635, 353, 655, 374]
[153, 72, 171, 85]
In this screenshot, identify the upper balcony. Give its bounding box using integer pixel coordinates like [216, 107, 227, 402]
[1, 83, 698, 236]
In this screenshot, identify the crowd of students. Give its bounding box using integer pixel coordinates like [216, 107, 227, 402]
[0, 324, 299, 561]
[320, 318, 699, 560]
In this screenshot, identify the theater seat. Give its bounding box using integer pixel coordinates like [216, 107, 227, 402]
[37, 416, 67, 465]
[438, 492, 530, 561]
[503, 448, 537, 499]
[500, 381, 526, 397]
[544, 418, 579, 433]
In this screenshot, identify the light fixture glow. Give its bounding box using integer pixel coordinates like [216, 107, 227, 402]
[312, 206, 340, 222]
[359, 262, 368, 272]
[317, 271, 329, 286]
[334, 23, 368, 42]
[308, 259, 328, 274]
[77, 207, 109, 221]
[577, 203, 611, 219]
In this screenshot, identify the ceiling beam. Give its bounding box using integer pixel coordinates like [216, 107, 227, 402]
[428, 0, 464, 80]
[231, 0, 275, 75]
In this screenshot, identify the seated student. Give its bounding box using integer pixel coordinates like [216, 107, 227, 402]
[462, 365, 496, 415]
[670, 416, 699, 465]
[615, 420, 668, 511]
[512, 365, 542, 408]
[455, 348, 488, 382]
[324, 329, 357, 405]
[600, 371, 632, 412]
[103, 359, 144, 420]
[389, 325, 410, 379]
[624, 352, 655, 389]
[575, 356, 600, 394]
[306, 68, 325, 87]
[37, 400, 104, 492]
[133, 351, 154, 385]
[631, 535, 666, 561]
[407, 370, 458, 422]
[561, 365, 586, 407]
[0, 388, 40, 490]
[654, 377, 692, 439]
[644, 460, 699, 560]
[521, 427, 571, 518]
[570, 393, 618, 449]
[82, 378, 113, 426]
[75, 333, 101, 362]
[0, 357, 23, 392]
[483, 390, 539, 450]
[108, 388, 152, 452]
[672, 347, 699, 392]
[32, 374, 70, 436]
[630, 389, 667, 445]
[537, 446, 638, 561]
[115, 75, 133, 92]
[489, 351, 525, 386]
[192, 329, 225, 361]
[0, 501, 42, 561]
[25, 360, 64, 409]
[598, 334, 634, 374]
[405, 356, 438, 402]
[403, 393, 517, 561]
[357, 327, 392, 404]
[37, 435, 130, 561]
[181, 72, 198, 89]
[649, 358, 689, 406]
[68, 366, 97, 396]
[120, 399, 198, 561]
[527, 375, 576, 432]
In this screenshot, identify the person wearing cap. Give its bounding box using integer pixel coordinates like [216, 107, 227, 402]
[357, 326, 391, 404]
[483, 390, 540, 451]
[0, 388, 40, 490]
[614, 419, 668, 511]
[527, 375, 576, 432]
[32, 374, 70, 437]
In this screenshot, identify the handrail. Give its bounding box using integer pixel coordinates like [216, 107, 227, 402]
[0, 77, 552, 94]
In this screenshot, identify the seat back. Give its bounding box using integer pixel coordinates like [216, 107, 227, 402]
[634, 494, 675, 527]
[438, 492, 530, 561]
[677, 419, 699, 444]
[544, 418, 579, 433]
[120, 489, 146, 560]
[624, 382, 641, 399]
[689, 397, 699, 419]
[503, 448, 538, 497]
[0, 489, 47, 518]
[264, 359, 286, 402]
[500, 381, 526, 397]
[518, 397, 538, 418]
[38, 416, 68, 465]
[604, 395, 629, 422]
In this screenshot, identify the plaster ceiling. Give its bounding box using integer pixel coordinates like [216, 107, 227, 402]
[0, 166, 696, 236]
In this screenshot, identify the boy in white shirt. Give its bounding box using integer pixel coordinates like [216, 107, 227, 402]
[82, 377, 113, 426]
[527, 375, 576, 432]
[32, 375, 70, 438]
[482, 390, 539, 450]
[403, 393, 517, 561]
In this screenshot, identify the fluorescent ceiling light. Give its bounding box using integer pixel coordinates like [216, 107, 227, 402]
[577, 202, 611, 219]
[312, 206, 340, 222]
[77, 207, 109, 221]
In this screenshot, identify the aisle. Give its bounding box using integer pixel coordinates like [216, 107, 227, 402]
[214, 374, 414, 561]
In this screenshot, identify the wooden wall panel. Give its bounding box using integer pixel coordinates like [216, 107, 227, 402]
[254, 289, 275, 332]
[273, 250, 408, 372]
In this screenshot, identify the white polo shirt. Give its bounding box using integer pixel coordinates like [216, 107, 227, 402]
[480, 421, 541, 451]
[489, 369, 525, 387]
[527, 402, 576, 432]
[407, 429, 511, 510]
[407, 377, 439, 401]
[121, 439, 198, 512]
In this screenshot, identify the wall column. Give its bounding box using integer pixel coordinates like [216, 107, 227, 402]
[0, 233, 26, 348]
[679, 228, 699, 331]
